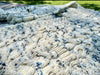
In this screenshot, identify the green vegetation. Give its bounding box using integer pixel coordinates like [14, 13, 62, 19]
[0, 0, 100, 11]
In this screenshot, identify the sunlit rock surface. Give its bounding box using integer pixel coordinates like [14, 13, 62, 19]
[0, 1, 100, 75]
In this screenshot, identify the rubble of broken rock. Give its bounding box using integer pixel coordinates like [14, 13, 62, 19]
[0, 1, 100, 75]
